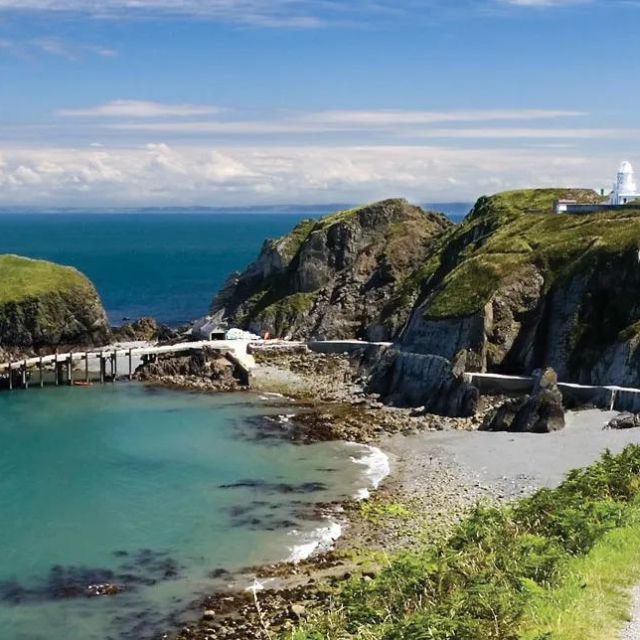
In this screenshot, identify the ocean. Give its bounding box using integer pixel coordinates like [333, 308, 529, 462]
[0, 384, 383, 640]
[0, 204, 469, 326]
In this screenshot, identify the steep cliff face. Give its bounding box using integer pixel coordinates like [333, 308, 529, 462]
[211, 199, 452, 340]
[0, 255, 111, 350]
[400, 189, 640, 385]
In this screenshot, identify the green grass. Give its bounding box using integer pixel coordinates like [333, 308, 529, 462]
[283, 446, 640, 640]
[279, 219, 317, 260]
[0, 254, 91, 305]
[419, 189, 640, 319]
[521, 517, 640, 640]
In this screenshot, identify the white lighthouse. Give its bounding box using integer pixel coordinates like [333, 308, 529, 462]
[609, 161, 640, 205]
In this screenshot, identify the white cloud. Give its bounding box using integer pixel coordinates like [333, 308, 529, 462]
[58, 100, 223, 118]
[0, 142, 622, 206]
[300, 109, 587, 125]
[409, 127, 639, 139]
[0, 37, 118, 59]
[92, 107, 591, 137]
[0, 0, 329, 27]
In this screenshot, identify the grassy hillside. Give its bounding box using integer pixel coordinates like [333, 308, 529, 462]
[413, 189, 640, 320]
[0, 254, 110, 347]
[285, 446, 640, 640]
[0, 254, 94, 305]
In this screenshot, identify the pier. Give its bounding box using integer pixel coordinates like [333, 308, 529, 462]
[0, 340, 256, 391]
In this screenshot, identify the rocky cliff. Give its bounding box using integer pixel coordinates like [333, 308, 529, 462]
[399, 189, 640, 386]
[212, 188, 640, 397]
[211, 199, 452, 340]
[0, 255, 110, 351]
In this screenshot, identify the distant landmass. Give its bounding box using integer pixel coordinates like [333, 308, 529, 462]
[0, 202, 473, 220]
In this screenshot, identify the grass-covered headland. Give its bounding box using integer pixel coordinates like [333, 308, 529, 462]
[286, 446, 640, 640]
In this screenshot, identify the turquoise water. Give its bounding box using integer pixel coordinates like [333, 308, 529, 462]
[0, 206, 468, 325]
[0, 384, 372, 639]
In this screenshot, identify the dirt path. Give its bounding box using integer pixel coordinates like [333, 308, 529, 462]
[620, 586, 640, 639]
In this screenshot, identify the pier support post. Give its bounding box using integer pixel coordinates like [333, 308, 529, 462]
[99, 352, 105, 384]
[128, 348, 133, 380]
[39, 357, 44, 388]
[110, 352, 116, 382]
[8, 359, 12, 391]
[54, 354, 59, 386]
[67, 356, 73, 386]
[85, 353, 90, 383]
[22, 360, 27, 389]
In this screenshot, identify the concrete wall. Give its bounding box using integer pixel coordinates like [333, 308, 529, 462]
[307, 340, 392, 355]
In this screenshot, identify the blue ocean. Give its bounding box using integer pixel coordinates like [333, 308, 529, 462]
[0, 204, 469, 326]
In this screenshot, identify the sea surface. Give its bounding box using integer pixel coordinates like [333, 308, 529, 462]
[0, 205, 468, 326]
[0, 384, 383, 640]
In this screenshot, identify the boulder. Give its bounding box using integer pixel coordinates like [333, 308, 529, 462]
[481, 367, 565, 433]
[605, 412, 640, 430]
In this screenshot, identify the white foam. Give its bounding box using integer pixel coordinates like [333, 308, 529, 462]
[349, 444, 391, 500]
[286, 520, 342, 564]
[244, 577, 275, 594]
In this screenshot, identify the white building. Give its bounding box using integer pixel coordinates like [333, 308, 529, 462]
[609, 161, 640, 206]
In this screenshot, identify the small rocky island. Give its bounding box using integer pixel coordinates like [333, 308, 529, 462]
[0, 254, 110, 356]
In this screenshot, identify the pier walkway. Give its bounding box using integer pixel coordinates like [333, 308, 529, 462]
[0, 339, 256, 390]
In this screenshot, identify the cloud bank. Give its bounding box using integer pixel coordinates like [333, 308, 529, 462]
[0, 142, 616, 207]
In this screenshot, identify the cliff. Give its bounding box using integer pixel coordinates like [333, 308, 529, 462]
[0, 255, 110, 350]
[399, 189, 640, 385]
[211, 199, 452, 340]
[212, 187, 640, 395]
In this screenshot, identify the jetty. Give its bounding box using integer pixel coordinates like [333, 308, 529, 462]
[0, 340, 256, 390]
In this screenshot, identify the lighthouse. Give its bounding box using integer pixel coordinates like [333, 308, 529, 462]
[609, 161, 640, 205]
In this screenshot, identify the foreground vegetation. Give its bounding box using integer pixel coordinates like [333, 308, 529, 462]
[284, 446, 640, 640]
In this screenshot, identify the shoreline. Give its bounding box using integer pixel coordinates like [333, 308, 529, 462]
[172, 405, 640, 640]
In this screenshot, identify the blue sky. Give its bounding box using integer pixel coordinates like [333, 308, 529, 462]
[0, 0, 638, 206]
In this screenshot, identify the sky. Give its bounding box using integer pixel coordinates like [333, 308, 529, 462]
[0, 0, 638, 206]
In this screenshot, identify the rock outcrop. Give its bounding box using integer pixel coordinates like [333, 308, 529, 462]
[481, 368, 565, 433]
[364, 348, 479, 417]
[211, 188, 640, 390]
[605, 412, 640, 430]
[0, 255, 110, 350]
[135, 348, 243, 391]
[211, 199, 452, 341]
[112, 317, 178, 343]
[399, 189, 640, 386]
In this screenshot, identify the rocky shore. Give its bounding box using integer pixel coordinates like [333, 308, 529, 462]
[123, 346, 524, 640]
